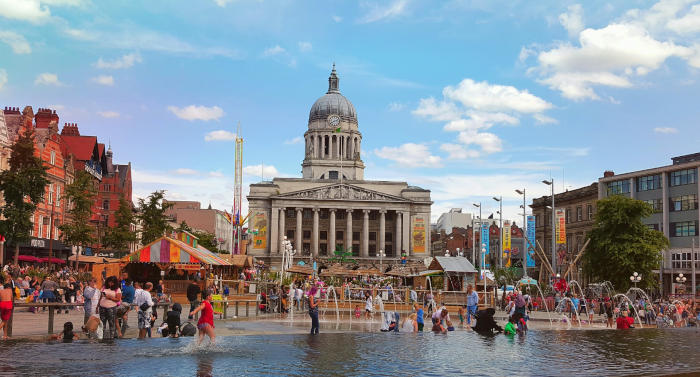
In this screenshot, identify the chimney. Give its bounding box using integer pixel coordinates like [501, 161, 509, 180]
[603, 170, 615, 178]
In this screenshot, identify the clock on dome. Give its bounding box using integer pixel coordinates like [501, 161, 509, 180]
[327, 115, 340, 127]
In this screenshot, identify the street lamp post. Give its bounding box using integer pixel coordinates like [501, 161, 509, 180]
[630, 272, 642, 288]
[676, 273, 687, 293]
[542, 179, 556, 274]
[515, 189, 527, 277]
[493, 196, 502, 268]
[471, 215, 477, 266]
[473, 202, 482, 268]
[378, 249, 386, 273]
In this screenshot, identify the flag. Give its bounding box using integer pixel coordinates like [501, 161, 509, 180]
[333, 127, 341, 133]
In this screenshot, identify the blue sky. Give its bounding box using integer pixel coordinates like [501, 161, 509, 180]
[1, 0, 699, 224]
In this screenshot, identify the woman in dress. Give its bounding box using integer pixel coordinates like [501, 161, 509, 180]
[190, 290, 216, 345]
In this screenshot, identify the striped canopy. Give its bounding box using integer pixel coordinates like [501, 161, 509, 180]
[121, 236, 232, 266]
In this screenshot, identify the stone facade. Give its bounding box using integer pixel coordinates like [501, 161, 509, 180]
[247, 68, 432, 266]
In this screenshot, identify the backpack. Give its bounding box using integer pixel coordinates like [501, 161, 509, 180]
[180, 322, 196, 337]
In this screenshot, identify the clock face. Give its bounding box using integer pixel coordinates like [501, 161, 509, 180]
[328, 115, 340, 127]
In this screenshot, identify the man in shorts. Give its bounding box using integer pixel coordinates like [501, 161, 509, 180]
[0, 282, 14, 339]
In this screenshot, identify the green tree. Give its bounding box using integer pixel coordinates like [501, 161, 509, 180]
[492, 266, 521, 305]
[0, 129, 49, 264]
[60, 170, 98, 266]
[327, 245, 356, 265]
[103, 196, 137, 253]
[176, 221, 191, 232]
[582, 195, 669, 290]
[190, 230, 223, 253]
[137, 190, 173, 244]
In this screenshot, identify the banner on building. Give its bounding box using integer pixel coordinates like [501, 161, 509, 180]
[411, 215, 426, 254]
[502, 221, 511, 259]
[526, 215, 536, 267]
[252, 211, 267, 249]
[555, 209, 566, 244]
[481, 222, 490, 268]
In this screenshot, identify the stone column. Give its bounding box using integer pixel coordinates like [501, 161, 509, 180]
[346, 209, 353, 254]
[270, 207, 279, 254]
[402, 211, 410, 256]
[312, 208, 319, 258]
[349, 136, 355, 160]
[321, 135, 326, 159]
[278, 207, 286, 254]
[329, 209, 336, 253]
[362, 210, 370, 258]
[379, 210, 386, 256]
[395, 211, 401, 256]
[296, 208, 303, 254]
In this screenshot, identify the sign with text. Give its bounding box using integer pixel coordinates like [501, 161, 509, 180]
[411, 215, 426, 254]
[555, 209, 566, 244]
[252, 211, 267, 249]
[526, 215, 536, 267]
[481, 222, 490, 268]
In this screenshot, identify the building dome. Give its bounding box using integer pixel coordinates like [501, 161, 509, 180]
[308, 65, 357, 123]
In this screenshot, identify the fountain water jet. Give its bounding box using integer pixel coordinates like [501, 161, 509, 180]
[612, 293, 644, 328]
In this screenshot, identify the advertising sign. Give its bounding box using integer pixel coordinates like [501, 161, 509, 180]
[481, 222, 490, 268]
[252, 211, 267, 249]
[411, 215, 426, 254]
[555, 209, 566, 244]
[526, 215, 536, 267]
[502, 221, 511, 259]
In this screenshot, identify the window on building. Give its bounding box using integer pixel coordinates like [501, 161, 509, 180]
[670, 194, 698, 212]
[56, 186, 61, 207]
[369, 244, 376, 254]
[103, 200, 110, 210]
[646, 223, 659, 231]
[353, 231, 360, 241]
[670, 169, 697, 186]
[607, 180, 630, 195]
[351, 244, 359, 256]
[369, 211, 377, 220]
[536, 214, 541, 227]
[303, 230, 311, 239]
[643, 199, 663, 213]
[328, 171, 339, 180]
[320, 231, 327, 240]
[385, 232, 393, 242]
[336, 230, 344, 240]
[50, 150, 56, 165]
[671, 221, 698, 237]
[576, 206, 582, 222]
[336, 211, 345, 220]
[636, 174, 661, 191]
[320, 243, 327, 255]
[369, 232, 376, 241]
[38, 216, 44, 238]
[672, 252, 692, 269]
[303, 210, 312, 219]
[286, 230, 294, 239]
[587, 205, 593, 220]
[303, 243, 310, 254]
[386, 212, 393, 221]
[286, 209, 295, 218]
[320, 210, 329, 219]
[565, 208, 571, 224]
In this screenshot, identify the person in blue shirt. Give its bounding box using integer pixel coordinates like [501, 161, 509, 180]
[121, 280, 135, 304]
[466, 284, 479, 326]
[414, 303, 424, 331]
[571, 295, 580, 321]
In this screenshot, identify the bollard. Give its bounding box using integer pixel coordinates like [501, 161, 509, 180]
[245, 301, 249, 317]
[235, 301, 239, 317]
[223, 301, 228, 319]
[48, 306, 55, 334]
[255, 299, 259, 316]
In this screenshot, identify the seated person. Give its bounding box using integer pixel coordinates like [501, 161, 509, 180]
[165, 303, 183, 337]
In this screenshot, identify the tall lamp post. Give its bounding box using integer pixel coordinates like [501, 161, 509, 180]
[378, 249, 386, 274]
[676, 273, 687, 293]
[473, 202, 482, 268]
[493, 196, 502, 268]
[630, 272, 642, 288]
[542, 179, 556, 274]
[515, 189, 527, 277]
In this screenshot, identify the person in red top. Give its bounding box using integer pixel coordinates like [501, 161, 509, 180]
[190, 290, 216, 345]
[616, 310, 635, 329]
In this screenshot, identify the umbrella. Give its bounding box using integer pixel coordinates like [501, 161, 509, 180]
[519, 277, 538, 286]
[18, 255, 40, 262]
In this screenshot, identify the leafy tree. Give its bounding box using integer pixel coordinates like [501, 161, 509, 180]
[137, 190, 173, 244]
[493, 266, 521, 306]
[327, 245, 356, 265]
[103, 196, 137, 252]
[0, 129, 49, 264]
[190, 230, 224, 253]
[176, 221, 191, 232]
[582, 195, 668, 291]
[60, 170, 98, 266]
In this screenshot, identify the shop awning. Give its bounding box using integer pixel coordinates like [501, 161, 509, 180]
[73, 255, 119, 264]
[227, 254, 253, 267]
[18, 255, 40, 262]
[428, 256, 477, 273]
[286, 265, 314, 275]
[38, 257, 66, 264]
[120, 236, 232, 266]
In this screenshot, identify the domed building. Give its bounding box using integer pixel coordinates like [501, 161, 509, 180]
[247, 66, 432, 266]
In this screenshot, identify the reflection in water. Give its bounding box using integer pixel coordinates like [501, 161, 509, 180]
[0, 329, 697, 376]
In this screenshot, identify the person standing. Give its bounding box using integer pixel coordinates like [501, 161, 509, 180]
[0, 282, 14, 340]
[364, 291, 373, 319]
[190, 290, 216, 345]
[410, 288, 418, 304]
[414, 303, 425, 331]
[99, 276, 122, 340]
[308, 286, 319, 335]
[156, 280, 165, 301]
[466, 284, 479, 327]
[82, 278, 99, 325]
[187, 280, 202, 320]
[295, 286, 303, 311]
[134, 282, 154, 339]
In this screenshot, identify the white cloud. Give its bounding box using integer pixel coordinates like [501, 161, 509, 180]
[0, 31, 31, 54]
[559, 4, 585, 38]
[0, 0, 50, 23]
[0, 69, 6, 89]
[243, 164, 279, 178]
[298, 41, 312, 52]
[209, 171, 224, 177]
[414, 79, 553, 157]
[332, 15, 343, 23]
[168, 105, 224, 121]
[214, 0, 233, 7]
[96, 53, 142, 69]
[34, 72, 62, 86]
[97, 110, 119, 118]
[530, 1, 700, 101]
[653, 126, 678, 133]
[204, 130, 236, 141]
[374, 143, 442, 168]
[359, 0, 409, 23]
[263, 45, 285, 57]
[91, 75, 114, 86]
[174, 168, 198, 175]
[284, 136, 303, 145]
[387, 102, 405, 112]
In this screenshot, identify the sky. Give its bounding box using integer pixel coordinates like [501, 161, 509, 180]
[1, 0, 699, 225]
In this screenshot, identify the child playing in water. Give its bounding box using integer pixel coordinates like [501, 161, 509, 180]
[190, 290, 217, 345]
[504, 316, 516, 336]
[354, 305, 361, 319]
[458, 305, 467, 327]
[51, 321, 79, 342]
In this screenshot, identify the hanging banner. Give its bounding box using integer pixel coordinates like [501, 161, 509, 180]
[502, 221, 511, 259]
[481, 222, 490, 268]
[526, 215, 536, 267]
[411, 215, 426, 254]
[555, 209, 566, 244]
[252, 211, 267, 249]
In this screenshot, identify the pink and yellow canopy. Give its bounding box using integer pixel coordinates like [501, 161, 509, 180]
[121, 236, 232, 266]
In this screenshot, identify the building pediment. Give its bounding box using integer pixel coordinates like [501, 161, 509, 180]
[272, 183, 409, 202]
